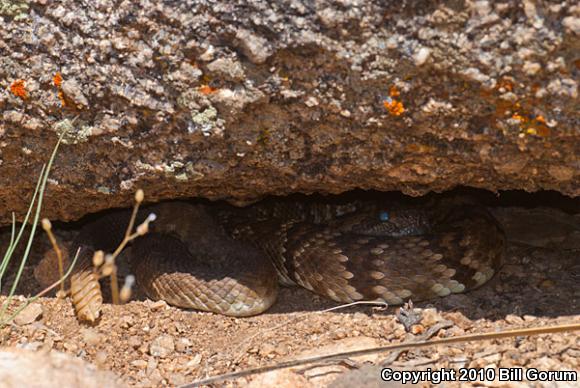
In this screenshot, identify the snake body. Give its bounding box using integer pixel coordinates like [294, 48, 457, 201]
[58, 197, 505, 317]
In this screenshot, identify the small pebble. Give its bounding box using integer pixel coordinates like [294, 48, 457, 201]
[410, 324, 425, 334]
[419, 308, 442, 327]
[14, 303, 43, 326]
[150, 335, 175, 358]
[175, 337, 191, 352]
[81, 328, 102, 346]
[186, 353, 202, 367]
[168, 373, 187, 386]
[148, 368, 163, 385]
[259, 343, 276, 357]
[146, 357, 158, 376]
[63, 342, 78, 353]
[95, 350, 108, 367]
[146, 300, 168, 311]
[131, 360, 148, 369]
[128, 335, 142, 349]
[413, 47, 431, 66]
[119, 315, 135, 328]
[505, 314, 524, 324]
[305, 96, 319, 107]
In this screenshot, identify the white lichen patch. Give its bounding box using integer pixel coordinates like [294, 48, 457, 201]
[0, 0, 29, 20]
[54, 119, 92, 145]
[97, 186, 111, 194]
[189, 106, 224, 137]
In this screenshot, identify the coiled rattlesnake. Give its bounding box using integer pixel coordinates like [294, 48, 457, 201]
[37, 196, 505, 317]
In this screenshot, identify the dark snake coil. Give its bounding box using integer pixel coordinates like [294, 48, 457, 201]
[56, 196, 505, 318]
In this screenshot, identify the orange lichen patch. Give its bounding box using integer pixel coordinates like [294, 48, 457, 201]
[525, 125, 550, 137]
[198, 84, 217, 95]
[535, 115, 546, 124]
[496, 77, 514, 92]
[512, 110, 551, 138]
[511, 112, 526, 122]
[53, 72, 63, 88]
[481, 76, 552, 138]
[383, 97, 405, 116]
[383, 85, 405, 116]
[52, 73, 67, 107]
[57, 90, 67, 107]
[528, 120, 550, 137]
[525, 127, 537, 135]
[9, 79, 27, 100]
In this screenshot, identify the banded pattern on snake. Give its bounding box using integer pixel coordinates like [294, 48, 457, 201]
[41, 196, 506, 317]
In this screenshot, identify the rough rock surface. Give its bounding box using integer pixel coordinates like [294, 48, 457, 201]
[0, 0, 578, 223]
[0, 347, 125, 388]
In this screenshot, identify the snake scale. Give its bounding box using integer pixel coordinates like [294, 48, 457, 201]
[40, 196, 505, 318]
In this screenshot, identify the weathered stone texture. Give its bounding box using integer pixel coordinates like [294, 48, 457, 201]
[0, 0, 578, 222]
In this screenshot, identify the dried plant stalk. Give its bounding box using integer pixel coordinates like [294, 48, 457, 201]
[41, 218, 65, 294]
[69, 188, 153, 321]
[119, 275, 135, 303]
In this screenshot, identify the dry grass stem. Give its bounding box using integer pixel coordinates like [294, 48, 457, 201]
[105, 189, 154, 304]
[41, 218, 65, 294]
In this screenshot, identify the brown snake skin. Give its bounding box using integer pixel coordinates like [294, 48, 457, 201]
[62, 196, 505, 317]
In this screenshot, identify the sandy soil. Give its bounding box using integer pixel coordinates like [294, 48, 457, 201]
[0, 205, 578, 387]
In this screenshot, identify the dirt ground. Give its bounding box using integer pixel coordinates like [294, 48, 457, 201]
[0, 203, 579, 387]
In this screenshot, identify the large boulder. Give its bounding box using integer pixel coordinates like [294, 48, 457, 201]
[0, 347, 124, 388]
[0, 0, 578, 223]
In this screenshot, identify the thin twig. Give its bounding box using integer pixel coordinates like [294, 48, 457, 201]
[181, 323, 580, 387]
